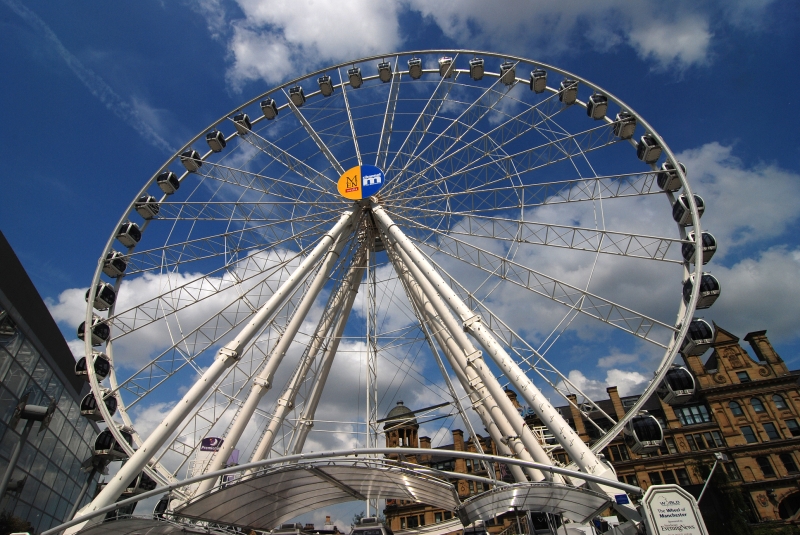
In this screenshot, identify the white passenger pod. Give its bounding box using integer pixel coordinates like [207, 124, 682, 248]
[261, 98, 278, 119]
[682, 231, 717, 265]
[672, 194, 705, 226]
[614, 111, 636, 139]
[438, 56, 454, 78]
[408, 57, 423, 79]
[80, 389, 118, 420]
[680, 318, 714, 357]
[624, 411, 663, 454]
[122, 471, 158, 496]
[103, 250, 127, 278]
[74, 351, 111, 381]
[378, 61, 392, 82]
[206, 130, 226, 152]
[233, 112, 251, 134]
[637, 134, 662, 164]
[348, 67, 363, 88]
[657, 161, 686, 191]
[134, 195, 160, 220]
[500, 60, 516, 85]
[94, 427, 133, 461]
[558, 79, 578, 105]
[318, 75, 334, 96]
[156, 171, 180, 194]
[116, 221, 141, 248]
[180, 149, 202, 172]
[469, 57, 484, 80]
[85, 282, 116, 311]
[657, 365, 697, 404]
[529, 69, 547, 93]
[587, 94, 608, 120]
[683, 273, 720, 310]
[289, 86, 306, 107]
[78, 316, 111, 347]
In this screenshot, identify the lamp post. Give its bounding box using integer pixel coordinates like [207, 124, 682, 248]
[697, 451, 729, 504]
[0, 392, 56, 498]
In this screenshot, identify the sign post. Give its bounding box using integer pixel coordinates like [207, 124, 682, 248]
[641, 484, 709, 535]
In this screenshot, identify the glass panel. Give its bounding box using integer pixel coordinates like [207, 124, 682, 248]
[676, 468, 691, 486]
[662, 470, 677, 485]
[45, 374, 64, 404]
[42, 460, 59, 488]
[49, 408, 65, 436]
[648, 472, 663, 485]
[19, 475, 40, 504]
[786, 419, 800, 437]
[15, 340, 40, 374]
[30, 451, 48, 479]
[31, 361, 53, 390]
[729, 401, 743, 416]
[763, 423, 781, 440]
[0, 347, 13, 381]
[741, 426, 758, 444]
[756, 456, 775, 477]
[0, 384, 20, 422]
[665, 437, 677, 454]
[779, 454, 798, 474]
[4, 360, 30, 398]
[750, 398, 766, 413]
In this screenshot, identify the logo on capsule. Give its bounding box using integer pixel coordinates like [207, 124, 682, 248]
[337, 164, 385, 200]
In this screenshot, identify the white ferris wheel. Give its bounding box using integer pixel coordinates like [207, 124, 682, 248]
[71, 50, 719, 532]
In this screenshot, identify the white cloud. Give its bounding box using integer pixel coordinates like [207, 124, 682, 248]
[564, 368, 648, 399]
[627, 16, 712, 70]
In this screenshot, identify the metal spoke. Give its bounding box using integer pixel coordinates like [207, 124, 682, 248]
[283, 87, 345, 176]
[375, 56, 401, 170]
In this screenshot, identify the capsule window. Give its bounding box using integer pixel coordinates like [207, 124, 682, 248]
[500, 61, 516, 85]
[559, 79, 578, 105]
[117, 222, 142, 248]
[682, 231, 717, 265]
[587, 94, 608, 120]
[657, 161, 686, 192]
[261, 98, 278, 119]
[636, 134, 662, 164]
[103, 250, 127, 278]
[233, 112, 251, 134]
[530, 69, 547, 93]
[74, 352, 110, 380]
[135, 195, 160, 220]
[156, 171, 180, 195]
[672, 194, 705, 227]
[438, 56, 454, 78]
[289, 86, 306, 107]
[682, 273, 720, 310]
[614, 111, 636, 139]
[85, 282, 116, 311]
[378, 61, 392, 83]
[206, 130, 226, 153]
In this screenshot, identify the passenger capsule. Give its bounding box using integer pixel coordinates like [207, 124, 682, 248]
[116, 221, 142, 248]
[438, 56, 454, 78]
[233, 112, 251, 134]
[408, 57, 423, 79]
[624, 411, 663, 454]
[134, 195, 160, 220]
[157, 171, 180, 195]
[153, 494, 171, 518]
[614, 111, 636, 140]
[80, 389, 118, 420]
[657, 161, 686, 192]
[657, 365, 697, 404]
[77, 317, 111, 347]
[559, 79, 579, 105]
[206, 130, 226, 153]
[94, 427, 133, 460]
[103, 250, 127, 278]
[637, 134, 662, 164]
[469, 58, 484, 80]
[529, 69, 547, 93]
[124, 471, 157, 495]
[378, 61, 392, 83]
[682, 272, 720, 310]
[289, 86, 306, 107]
[74, 351, 111, 381]
[680, 319, 714, 356]
[85, 282, 116, 311]
[500, 60, 516, 85]
[261, 98, 279, 119]
[587, 94, 608, 120]
[180, 149, 202, 173]
[672, 194, 705, 227]
[682, 231, 717, 265]
[348, 67, 363, 88]
[318, 75, 334, 96]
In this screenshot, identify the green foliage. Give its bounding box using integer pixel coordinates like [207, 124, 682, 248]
[690, 460, 754, 535]
[750, 524, 800, 535]
[0, 511, 34, 535]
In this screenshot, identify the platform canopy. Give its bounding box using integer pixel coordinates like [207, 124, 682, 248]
[176, 459, 461, 530]
[456, 483, 612, 525]
[77, 517, 230, 535]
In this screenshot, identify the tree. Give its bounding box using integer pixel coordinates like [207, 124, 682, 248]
[0, 511, 34, 535]
[691, 461, 754, 535]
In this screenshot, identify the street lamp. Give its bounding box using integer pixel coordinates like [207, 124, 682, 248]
[697, 452, 729, 503]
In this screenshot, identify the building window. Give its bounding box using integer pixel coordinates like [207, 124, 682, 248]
[662, 470, 677, 485]
[786, 419, 800, 437]
[468, 481, 474, 494]
[624, 474, 638, 486]
[729, 401, 744, 416]
[444, 511, 452, 520]
[686, 434, 699, 451]
[704, 431, 725, 448]
[554, 452, 569, 465]
[434, 512, 442, 523]
[772, 394, 788, 410]
[762, 422, 781, 440]
[750, 398, 766, 413]
[755, 456, 775, 478]
[675, 404, 712, 426]
[779, 453, 799, 474]
[676, 468, 691, 486]
[723, 462, 741, 481]
[400, 518, 406, 529]
[741, 425, 758, 444]
[736, 371, 750, 383]
[648, 472, 663, 485]
[664, 437, 678, 454]
[604, 444, 630, 462]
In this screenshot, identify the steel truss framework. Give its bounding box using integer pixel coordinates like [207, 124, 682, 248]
[71, 50, 708, 533]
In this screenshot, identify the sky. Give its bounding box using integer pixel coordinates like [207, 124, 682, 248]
[1, 0, 799, 527]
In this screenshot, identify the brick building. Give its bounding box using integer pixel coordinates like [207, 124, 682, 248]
[382, 326, 800, 531]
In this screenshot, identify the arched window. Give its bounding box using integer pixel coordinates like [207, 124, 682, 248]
[729, 401, 744, 416]
[751, 398, 766, 413]
[773, 394, 788, 410]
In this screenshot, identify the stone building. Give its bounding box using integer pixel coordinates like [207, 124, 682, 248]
[382, 326, 800, 530]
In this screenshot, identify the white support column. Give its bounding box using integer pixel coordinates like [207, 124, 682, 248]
[385, 240, 544, 482]
[195, 212, 357, 496]
[374, 204, 561, 481]
[68, 211, 356, 533]
[290, 255, 367, 454]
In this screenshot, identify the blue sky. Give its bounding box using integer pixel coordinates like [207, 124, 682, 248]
[1, 0, 799, 525]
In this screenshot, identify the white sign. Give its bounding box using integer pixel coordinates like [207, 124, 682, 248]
[642, 484, 708, 535]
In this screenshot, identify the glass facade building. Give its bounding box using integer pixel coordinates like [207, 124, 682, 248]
[0, 231, 100, 532]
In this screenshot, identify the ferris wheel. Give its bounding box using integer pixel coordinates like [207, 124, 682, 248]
[74, 50, 718, 528]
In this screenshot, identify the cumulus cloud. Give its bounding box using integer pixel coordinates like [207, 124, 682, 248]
[563, 368, 648, 399]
